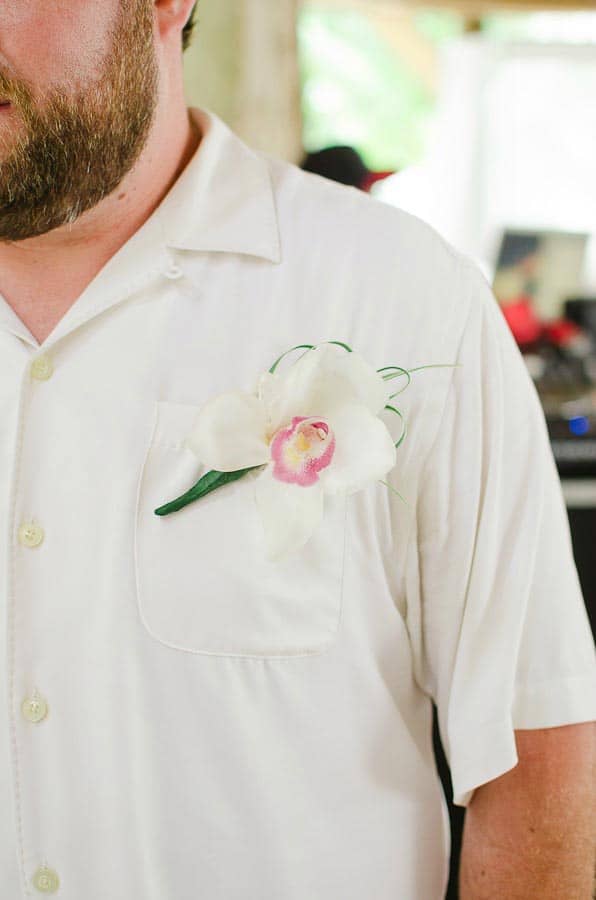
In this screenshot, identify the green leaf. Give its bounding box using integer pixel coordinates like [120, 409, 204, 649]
[154, 465, 264, 516]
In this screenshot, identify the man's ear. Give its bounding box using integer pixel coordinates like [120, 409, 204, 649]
[153, 0, 196, 44]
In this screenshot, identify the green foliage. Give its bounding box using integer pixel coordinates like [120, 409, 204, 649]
[413, 9, 464, 42]
[297, 7, 461, 170]
[297, 5, 596, 172]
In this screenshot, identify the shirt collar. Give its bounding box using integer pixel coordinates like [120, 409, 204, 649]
[0, 106, 282, 351]
[155, 106, 282, 264]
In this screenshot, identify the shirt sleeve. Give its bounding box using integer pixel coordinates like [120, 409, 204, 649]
[403, 256, 596, 807]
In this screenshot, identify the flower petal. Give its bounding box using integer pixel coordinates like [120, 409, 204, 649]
[268, 343, 389, 428]
[184, 391, 270, 471]
[254, 464, 324, 561]
[317, 401, 397, 495]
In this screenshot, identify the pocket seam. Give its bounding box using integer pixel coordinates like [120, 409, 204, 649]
[134, 400, 348, 660]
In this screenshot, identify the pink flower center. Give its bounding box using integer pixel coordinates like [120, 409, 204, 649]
[269, 416, 336, 486]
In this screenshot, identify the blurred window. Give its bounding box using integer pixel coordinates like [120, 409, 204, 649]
[483, 11, 596, 43]
[297, 5, 463, 170]
[298, 4, 596, 175]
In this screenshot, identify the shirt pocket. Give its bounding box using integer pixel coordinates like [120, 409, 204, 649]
[134, 400, 348, 657]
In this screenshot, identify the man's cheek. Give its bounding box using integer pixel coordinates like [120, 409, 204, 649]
[0, 4, 116, 93]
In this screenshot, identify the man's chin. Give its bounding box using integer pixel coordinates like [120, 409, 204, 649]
[0, 119, 27, 161]
[0, 220, 54, 244]
[0, 201, 87, 243]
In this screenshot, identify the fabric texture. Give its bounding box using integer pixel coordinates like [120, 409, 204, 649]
[0, 106, 594, 900]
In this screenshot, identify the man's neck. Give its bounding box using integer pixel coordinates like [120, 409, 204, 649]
[0, 99, 201, 345]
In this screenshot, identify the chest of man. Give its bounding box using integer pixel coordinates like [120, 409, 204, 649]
[0, 248, 452, 900]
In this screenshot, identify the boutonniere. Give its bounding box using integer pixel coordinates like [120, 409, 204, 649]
[155, 341, 456, 561]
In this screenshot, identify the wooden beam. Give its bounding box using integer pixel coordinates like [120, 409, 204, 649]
[307, 0, 596, 16]
[406, 0, 595, 10]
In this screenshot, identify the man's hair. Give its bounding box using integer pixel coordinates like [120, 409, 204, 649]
[182, 3, 198, 52]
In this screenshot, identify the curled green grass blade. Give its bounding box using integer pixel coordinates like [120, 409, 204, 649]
[268, 340, 353, 374]
[269, 344, 315, 374]
[379, 479, 410, 506]
[384, 403, 407, 450]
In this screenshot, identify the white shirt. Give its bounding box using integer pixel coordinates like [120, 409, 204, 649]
[1, 106, 595, 900]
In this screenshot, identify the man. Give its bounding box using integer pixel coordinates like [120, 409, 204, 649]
[0, 2, 594, 898]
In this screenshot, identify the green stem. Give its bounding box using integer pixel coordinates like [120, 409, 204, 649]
[154, 465, 263, 516]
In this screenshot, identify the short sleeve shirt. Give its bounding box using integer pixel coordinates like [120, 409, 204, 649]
[1, 106, 594, 900]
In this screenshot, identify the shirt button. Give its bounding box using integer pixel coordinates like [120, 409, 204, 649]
[18, 521, 44, 548]
[163, 263, 182, 280]
[21, 691, 49, 723]
[32, 865, 60, 893]
[30, 354, 54, 381]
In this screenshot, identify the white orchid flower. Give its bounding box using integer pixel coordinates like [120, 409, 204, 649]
[180, 343, 398, 561]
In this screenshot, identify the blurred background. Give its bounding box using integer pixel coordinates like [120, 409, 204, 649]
[183, 3, 596, 896]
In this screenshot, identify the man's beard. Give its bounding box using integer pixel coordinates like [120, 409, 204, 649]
[0, 0, 159, 242]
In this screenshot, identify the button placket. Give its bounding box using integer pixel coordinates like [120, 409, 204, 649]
[19, 351, 56, 889]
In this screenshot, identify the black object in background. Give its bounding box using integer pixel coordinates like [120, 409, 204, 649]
[565, 297, 596, 341]
[432, 708, 464, 899]
[567, 508, 596, 635]
[301, 146, 370, 188]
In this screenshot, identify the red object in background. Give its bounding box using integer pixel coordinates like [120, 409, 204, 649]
[501, 295, 543, 346]
[360, 171, 395, 192]
[542, 318, 583, 348]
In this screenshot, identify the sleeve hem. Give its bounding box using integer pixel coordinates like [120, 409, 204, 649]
[449, 717, 518, 808]
[512, 673, 596, 729]
[449, 673, 596, 808]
